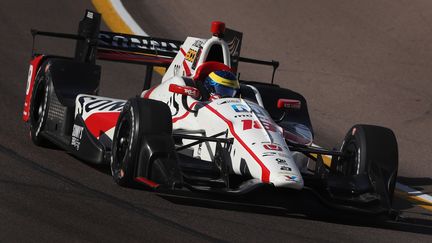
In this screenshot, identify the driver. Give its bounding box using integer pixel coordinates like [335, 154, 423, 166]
[203, 70, 240, 98]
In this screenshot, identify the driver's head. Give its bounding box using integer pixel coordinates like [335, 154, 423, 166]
[203, 70, 240, 98]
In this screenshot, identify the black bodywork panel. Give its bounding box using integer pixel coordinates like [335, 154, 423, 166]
[240, 81, 314, 136]
[70, 115, 106, 164]
[47, 58, 101, 107]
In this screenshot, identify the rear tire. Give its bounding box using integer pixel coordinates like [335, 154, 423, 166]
[29, 65, 51, 146]
[337, 124, 398, 204]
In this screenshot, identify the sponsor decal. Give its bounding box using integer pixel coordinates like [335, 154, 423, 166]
[23, 55, 44, 122]
[234, 114, 252, 118]
[242, 119, 276, 132]
[86, 11, 94, 19]
[71, 124, 84, 150]
[231, 104, 249, 113]
[218, 99, 240, 105]
[77, 95, 125, 115]
[280, 165, 292, 172]
[185, 89, 198, 97]
[263, 143, 282, 151]
[230, 102, 274, 125]
[189, 40, 204, 69]
[192, 48, 202, 70]
[169, 84, 199, 98]
[192, 39, 205, 48]
[262, 152, 277, 157]
[242, 119, 261, 130]
[276, 158, 288, 165]
[281, 166, 289, 171]
[185, 49, 197, 63]
[285, 175, 298, 182]
[98, 31, 180, 54]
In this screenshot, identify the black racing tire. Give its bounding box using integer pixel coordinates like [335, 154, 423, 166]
[338, 124, 398, 203]
[111, 98, 174, 187]
[29, 64, 51, 146]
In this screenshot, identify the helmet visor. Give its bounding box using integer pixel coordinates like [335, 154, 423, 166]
[206, 80, 238, 97]
[213, 83, 238, 97]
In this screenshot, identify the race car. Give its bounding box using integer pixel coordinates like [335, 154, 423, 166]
[23, 10, 398, 215]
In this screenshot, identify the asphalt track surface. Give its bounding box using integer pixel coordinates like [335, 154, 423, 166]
[0, 0, 431, 241]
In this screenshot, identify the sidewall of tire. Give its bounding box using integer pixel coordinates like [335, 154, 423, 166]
[111, 99, 141, 186]
[111, 98, 175, 187]
[29, 64, 51, 146]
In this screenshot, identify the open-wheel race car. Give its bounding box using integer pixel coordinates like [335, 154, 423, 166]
[23, 10, 398, 215]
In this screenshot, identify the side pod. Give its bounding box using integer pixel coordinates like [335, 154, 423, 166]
[70, 115, 107, 164]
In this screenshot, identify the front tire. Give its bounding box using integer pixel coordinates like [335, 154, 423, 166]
[111, 98, 180, 188]
[110, 101, 136, 186]
[337, 124, 398, 205]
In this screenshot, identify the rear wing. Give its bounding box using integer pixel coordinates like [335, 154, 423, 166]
[31, 10, 279, 84]
[31, 10, 182, 67]
[97, 31, 181, 67]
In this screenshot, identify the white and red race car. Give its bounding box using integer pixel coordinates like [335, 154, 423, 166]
[24, 11, 398, 214]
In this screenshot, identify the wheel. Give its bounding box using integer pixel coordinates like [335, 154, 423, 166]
[110, 101, 135, 186]
[111, 98, 179, 187]
[337, 124, 398, 204]
[29, 64, 51, 146]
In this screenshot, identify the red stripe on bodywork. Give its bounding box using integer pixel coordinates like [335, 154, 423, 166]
[143, 86, 157, 99]
[180, 48, 187, 56]
[183, 60, 191, 76]
[172, 102, 198, 123]
[84, 112, 120, 138]
[134, 177, 159, 188]
[205, 105, 270, 183]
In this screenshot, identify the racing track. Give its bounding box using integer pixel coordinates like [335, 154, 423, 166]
[0, 0, 431, 241]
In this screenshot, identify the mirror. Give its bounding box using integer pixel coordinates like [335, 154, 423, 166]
[277, 98, 301, 110]
[169, 84, 200, 99]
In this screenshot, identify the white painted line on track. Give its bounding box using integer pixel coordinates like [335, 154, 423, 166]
[312, 154, 432, 207]
[396, 182, 432, 204]
[109, 0, 148, 36]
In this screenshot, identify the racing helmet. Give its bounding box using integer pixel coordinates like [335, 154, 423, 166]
[203, 70, 240, 98]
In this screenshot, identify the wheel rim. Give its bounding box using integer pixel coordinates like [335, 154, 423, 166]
[340, 139, 360, 175]
[30, 76, 48, 131]
[112, 112, 132, 179]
